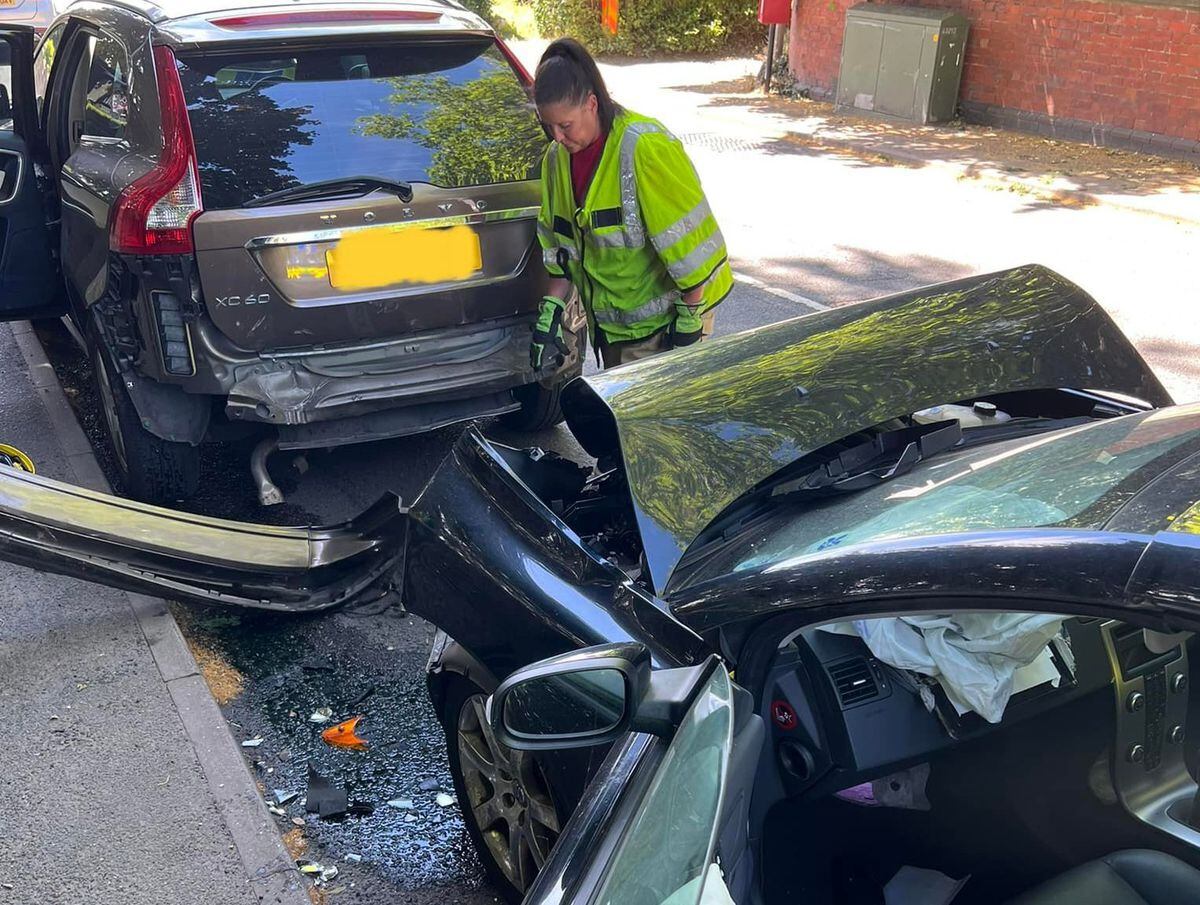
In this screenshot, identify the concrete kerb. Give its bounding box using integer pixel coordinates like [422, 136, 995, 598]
[9, 323, 310, 905]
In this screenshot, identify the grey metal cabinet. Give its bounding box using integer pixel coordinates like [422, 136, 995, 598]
[836, 4, 969, 124]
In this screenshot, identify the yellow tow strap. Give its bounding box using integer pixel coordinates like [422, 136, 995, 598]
[0, 444, 35, 474]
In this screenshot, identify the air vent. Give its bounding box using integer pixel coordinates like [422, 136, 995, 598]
[828, 657, 880, 708]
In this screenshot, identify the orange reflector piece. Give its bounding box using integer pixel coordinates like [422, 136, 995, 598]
[321, 716, 368, 750]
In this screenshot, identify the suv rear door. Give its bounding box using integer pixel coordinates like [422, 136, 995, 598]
[181, 34, 547, 352]
[0, 25, 64, 321]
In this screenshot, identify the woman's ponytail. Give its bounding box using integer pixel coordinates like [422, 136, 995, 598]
[534, 38, 618, 132]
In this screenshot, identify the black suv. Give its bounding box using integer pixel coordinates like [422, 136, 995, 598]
[0, 0, 584, 502]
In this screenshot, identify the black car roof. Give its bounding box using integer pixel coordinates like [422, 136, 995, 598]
[668, 525, 1200, 635]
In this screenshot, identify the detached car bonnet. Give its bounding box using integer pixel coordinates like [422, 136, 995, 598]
[562, 265, 1172, 594]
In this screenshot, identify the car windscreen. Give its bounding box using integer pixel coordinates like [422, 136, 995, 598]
[689, 406, 1200, 582]
[176, 39, 546, 210]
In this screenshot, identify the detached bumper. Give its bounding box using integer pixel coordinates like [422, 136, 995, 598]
[0, 466, 407, 612]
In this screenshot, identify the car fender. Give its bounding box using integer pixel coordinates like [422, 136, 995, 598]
[425, 629, 501, 714]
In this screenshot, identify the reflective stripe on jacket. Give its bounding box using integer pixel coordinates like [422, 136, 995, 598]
[537, 109, 733, 343]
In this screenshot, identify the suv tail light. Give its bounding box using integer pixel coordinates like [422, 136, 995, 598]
[109, 45, 201, 255]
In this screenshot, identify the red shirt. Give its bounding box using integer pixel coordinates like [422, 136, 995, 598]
[570, 132, 607, 206]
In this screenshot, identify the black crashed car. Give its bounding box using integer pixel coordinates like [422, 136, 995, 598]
[4, 265, 1200, 905]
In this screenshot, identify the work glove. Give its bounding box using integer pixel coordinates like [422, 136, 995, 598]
[531, 295, 569, 370]
[671, 299, 704, 348]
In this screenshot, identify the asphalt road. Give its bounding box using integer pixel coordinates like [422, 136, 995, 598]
[35, 50, 1200, 903]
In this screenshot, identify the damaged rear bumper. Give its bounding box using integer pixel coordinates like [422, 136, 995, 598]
[0, 466, 407, 611]
[224, 318, 546, 428]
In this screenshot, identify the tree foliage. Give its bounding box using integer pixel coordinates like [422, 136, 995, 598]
[355, 63, 546, 188]
[534, 0, 761, 56]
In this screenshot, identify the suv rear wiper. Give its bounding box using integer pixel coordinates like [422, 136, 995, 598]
[243, 176, 414, 209]
[771, 419, 963, 498]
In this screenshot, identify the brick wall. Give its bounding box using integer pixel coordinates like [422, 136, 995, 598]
[788, 0, 1200, 144]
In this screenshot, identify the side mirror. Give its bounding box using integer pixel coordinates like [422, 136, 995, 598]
[489, 642, 716, 751]
[489, 642, 650, 751]
[0, 85, 12, 124]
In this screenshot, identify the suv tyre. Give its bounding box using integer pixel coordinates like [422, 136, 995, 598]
[503, 359, 582, 433]
[89, 328, 200, 503]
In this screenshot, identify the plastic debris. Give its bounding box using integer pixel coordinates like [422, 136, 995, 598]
[321, 716, 368, 751]
[435, 792, 456, 808]
[404, 814, 418, 823]
[306, 763, 349, 819]
[418, 778, 440, 792]
[308, 707, 333, 724]
[241, 737, 264, 748]
[298, 860, 339, 884]
[386, 798, 414, 810]
[268, 804, 287, 817]
[274, 789, 300, 806]
[348, 685, 376, 708]
[343, 853, 363, 863]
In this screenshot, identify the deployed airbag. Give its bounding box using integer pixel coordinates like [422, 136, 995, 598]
[824, 613, 1067, 723]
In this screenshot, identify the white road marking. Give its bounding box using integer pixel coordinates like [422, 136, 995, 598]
[732, 271, 830, 312]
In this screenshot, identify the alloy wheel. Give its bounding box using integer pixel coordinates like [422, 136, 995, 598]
[457, 693, 561, 892]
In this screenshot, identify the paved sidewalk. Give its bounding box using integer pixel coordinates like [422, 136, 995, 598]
[0, 322, 306, 905]
[512, 43, 1200, 228]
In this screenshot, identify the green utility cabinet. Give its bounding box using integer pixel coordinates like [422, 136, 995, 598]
[836, 4, 969, 124]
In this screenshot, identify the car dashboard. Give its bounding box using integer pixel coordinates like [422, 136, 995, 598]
[763, 618, 1120, 799]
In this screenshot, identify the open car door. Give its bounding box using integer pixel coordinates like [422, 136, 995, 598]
[0, 25, 62, 320]
[491, 645, 763, 905]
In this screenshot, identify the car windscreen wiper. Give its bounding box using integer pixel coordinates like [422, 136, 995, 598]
[243, 176, 414, 209]
[770, 419, 964, 498]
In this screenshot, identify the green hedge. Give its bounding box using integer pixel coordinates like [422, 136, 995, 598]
[533, 0, 761, 56]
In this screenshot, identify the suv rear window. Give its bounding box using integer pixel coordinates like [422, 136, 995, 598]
[177, 40, 546, 210]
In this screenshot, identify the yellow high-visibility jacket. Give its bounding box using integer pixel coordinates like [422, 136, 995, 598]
[537, 108, 732, 342]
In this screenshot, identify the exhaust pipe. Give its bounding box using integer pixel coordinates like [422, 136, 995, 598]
[252, 435, 284, 506]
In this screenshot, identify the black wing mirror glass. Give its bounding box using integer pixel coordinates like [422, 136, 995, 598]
[490, 643, 650, 750]
[503, 667, 628, 738]
[0, 85, 12, 125]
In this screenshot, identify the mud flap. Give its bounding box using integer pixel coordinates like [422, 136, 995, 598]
[0, 465, 407, 611]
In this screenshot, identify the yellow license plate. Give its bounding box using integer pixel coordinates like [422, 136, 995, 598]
[326, 225, 482, 291]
